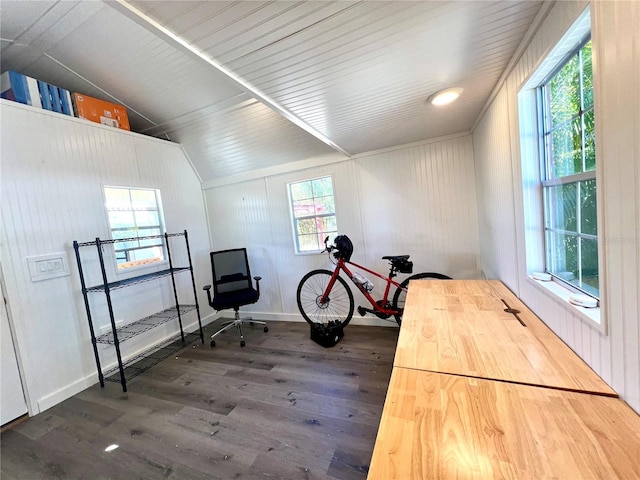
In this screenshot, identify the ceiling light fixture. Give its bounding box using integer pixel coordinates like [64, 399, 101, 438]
[428, 87, 464, 106]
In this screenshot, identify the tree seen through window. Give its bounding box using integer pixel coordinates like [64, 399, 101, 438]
[542, 40, 598, 297]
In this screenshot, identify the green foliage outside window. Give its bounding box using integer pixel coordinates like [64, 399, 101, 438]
[542, 40, 599, 297]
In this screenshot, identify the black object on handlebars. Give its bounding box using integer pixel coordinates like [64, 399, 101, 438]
[332, 235, 353, 262]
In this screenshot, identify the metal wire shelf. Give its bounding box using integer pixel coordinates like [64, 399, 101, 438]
[73, 230, 204, 392]
[86, 267, 190, 292]
[96, 305, 197, 344]
[75, 232, 185, 247]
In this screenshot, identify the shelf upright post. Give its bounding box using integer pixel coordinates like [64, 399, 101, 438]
[95, 237, 127, 392]
[183, 229, 204, 343]
[165, 232, 185, 343]
[73, 240, 105, 387]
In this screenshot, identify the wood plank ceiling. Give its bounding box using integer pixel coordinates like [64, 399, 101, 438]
[0, 0, 544, 183]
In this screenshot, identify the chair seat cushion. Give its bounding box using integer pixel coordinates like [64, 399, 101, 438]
[211, 287, 259, 311]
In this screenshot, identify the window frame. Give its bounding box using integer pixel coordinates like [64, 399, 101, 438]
[287, 175, 338, 255]
[517, 6, 604, 331]
[538, 37, 599, 299]
[103, 186, 167, 272]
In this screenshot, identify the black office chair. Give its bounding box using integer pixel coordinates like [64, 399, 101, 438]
[203, 248, 267, 347]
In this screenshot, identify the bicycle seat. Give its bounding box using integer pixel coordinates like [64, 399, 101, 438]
[382, 255, 410, 261]
[383, 255, 413, 274]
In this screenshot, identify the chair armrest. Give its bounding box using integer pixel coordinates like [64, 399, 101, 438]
[254, 276, 262, 282]
[202, 284, 213, 307]
[254, 276, 261, 296]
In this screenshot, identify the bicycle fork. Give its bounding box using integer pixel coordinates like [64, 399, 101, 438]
[319, 268, 343, 306]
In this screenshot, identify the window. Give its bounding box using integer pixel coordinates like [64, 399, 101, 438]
[104, 187, 165, 270]
[540, 39, 598, 298]
[288, 176, 337, 253]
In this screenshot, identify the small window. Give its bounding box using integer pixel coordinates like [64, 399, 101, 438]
[288, 176, 337, 253]
[540, 39, 598, 298]
[104, 186, 165, 270]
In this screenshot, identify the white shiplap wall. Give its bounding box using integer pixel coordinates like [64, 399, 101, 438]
[203, 133, 480, 325]
[473, 85, 519, 290]
[473, 0, 640, 413]
[0, 102, 211, 416]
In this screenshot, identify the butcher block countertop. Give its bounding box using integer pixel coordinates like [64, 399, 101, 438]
[394, 279, 615, 395]
[368, 280, 640, 479]
[369, 367, 640, 479]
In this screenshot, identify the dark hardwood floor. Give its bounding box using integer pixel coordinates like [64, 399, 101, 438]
[1, 320, 399, 480]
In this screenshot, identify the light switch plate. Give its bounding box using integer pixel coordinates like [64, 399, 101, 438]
[27, 252, 70, 282]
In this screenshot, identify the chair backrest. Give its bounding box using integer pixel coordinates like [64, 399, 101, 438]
[210, 248, 253, 295]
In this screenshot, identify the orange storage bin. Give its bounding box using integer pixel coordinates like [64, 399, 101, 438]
[72, 93, 130, 131]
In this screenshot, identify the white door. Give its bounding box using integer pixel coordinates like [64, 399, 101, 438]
[1, 279, 28, 425]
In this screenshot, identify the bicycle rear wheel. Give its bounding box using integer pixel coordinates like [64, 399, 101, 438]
[392, 272, 451, 325]
[297, 269, 354, 327]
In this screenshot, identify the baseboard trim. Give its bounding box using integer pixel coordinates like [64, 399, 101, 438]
[233, 311, 398, 327]
[36, 374, 97, 414]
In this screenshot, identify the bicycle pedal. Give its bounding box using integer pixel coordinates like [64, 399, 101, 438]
[357, 306, 367, 316]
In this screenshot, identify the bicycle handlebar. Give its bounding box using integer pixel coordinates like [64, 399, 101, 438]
[322, 235, 333, 253]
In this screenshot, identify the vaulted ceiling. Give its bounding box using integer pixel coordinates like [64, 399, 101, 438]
[1, 0, 545, 184]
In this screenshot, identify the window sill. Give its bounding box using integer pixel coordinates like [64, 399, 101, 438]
[117, 257, 164, 270]
[294, 250, 325, 256]
[526, 275, 605, 334]
[114, 259, 169, 276]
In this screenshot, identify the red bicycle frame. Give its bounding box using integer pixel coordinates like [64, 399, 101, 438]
[321, 256, 405, 317]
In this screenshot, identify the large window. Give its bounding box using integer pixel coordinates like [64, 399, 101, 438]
[540, 39, 598, 298]
[104, 187, 165, 270]
[288, 176, 337, 253]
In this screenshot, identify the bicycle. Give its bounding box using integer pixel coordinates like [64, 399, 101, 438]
[296, 235, 451, 328]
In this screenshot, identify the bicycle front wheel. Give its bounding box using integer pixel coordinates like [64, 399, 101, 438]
[392, 272, 451, 325]
[297, 269, 354, 327]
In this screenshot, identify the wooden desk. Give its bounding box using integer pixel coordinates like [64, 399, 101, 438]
[368, 368, 640, 480]
[394, 280, 616, 396]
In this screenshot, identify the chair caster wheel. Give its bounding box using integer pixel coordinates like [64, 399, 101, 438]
[264, 326, 269, 332]
[240, 340, 246, 347]
[210, 340, 216, 347]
